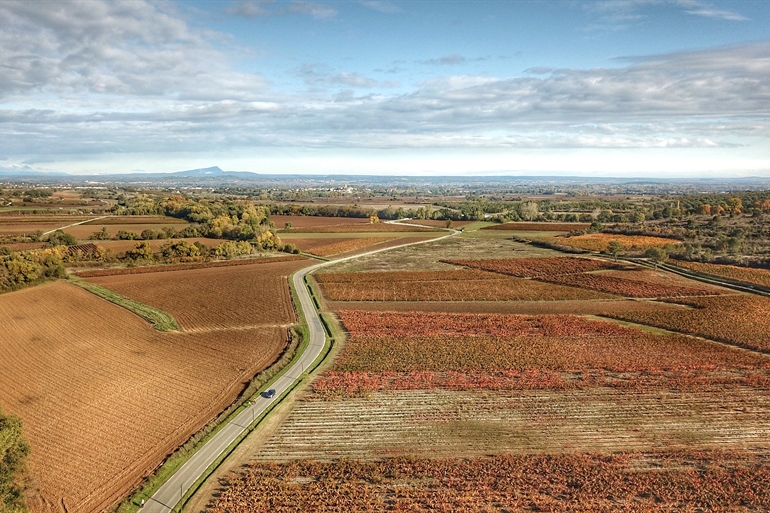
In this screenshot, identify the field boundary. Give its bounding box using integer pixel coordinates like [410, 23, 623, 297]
[68, 276, 180, 331]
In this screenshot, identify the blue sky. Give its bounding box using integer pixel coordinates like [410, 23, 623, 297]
[1, 0, 769, 176]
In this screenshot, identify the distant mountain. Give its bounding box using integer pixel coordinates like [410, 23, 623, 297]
[173, 166, 226, 177]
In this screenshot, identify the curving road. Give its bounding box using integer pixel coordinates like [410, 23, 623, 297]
[141, 226, 457, 513]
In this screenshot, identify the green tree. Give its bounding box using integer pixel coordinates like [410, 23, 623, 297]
[645, 246, 669, 268]
[0, 407, 30, 512]
[46, 230, 75, 247]
[606, 240, 625, 261]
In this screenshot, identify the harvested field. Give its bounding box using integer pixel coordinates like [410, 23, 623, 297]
[315, 270, 613, 301]
[0, 282, 289, 513]
[74, 255, 306, 278]
[86, 259, 310, 331]
[447, 256, 617, 277]
[253, 389, 770, 461]
[281, 237, 363, 253]
[482, 222, 590, 231]
[0, 222, 81, 235]
[555, 233, 681, 252]
[282, 223, 438, 233]
[332, 311, 767, 373]
[81, 216, 187, 225]
[326, 299, 687, 316]
[673, 260, 770, 288]
[64, 223, 191, 240]
[604, 294, 770, 354]
[0, 216, 91, 224]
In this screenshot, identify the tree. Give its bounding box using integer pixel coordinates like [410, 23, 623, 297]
[0, 407, 30, 512]
[124, 241, 155, 261]
[606, 240, 624, 261]
[518, 201, 539, 221]
[645, 246, 668, 268]
[46, 230, 75, 247]
[445, 219, 453, 229]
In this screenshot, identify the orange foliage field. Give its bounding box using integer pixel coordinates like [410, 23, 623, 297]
[306, 237, 393, 256]
[209, 451, 770, 513]
[555, 233, 681, 252]
[0, 282, 291, 513]
[481, 222, 590, 231]
[74, 255, 305, 278]
[315, 269, 613, 301]
[605, 294, 770, 354]
[674, 260, 770, 288]
[310, 310, 770, 397]
[86, 259, 309, 331]
[539, 272, 718, 298]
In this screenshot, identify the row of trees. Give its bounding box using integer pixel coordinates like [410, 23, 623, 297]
[0, 246, 67, 293]
[0, 407, 29, 512]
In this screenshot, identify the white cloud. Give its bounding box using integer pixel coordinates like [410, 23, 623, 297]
[585, 0, 747, 29]
[359, 1, 403, 14]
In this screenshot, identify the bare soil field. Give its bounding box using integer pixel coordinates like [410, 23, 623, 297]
[0, 282, 290, 513]
[85, 259, 309, 331]
[272, 215, 372, 229]
[0, 222, 84, 235]
[64, 223, 191, 240]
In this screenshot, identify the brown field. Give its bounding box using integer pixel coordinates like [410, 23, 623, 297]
[0, 222, 82, 235]
[673, 260, 770, 288]
[281, 237, 365, 253]
[447, 256, 618, 277]
[281, 223, 439, 233]
[64, 223, 191, 240]
[81, 216, 188, 225]
[325, 299, 688, 316]
[400, 219, 474, 228]
[74, 255, 306, 278]
[0, 282, 290, 513]
[272, 215, 372, 229]
[306, 237, 394, 257]
[211, 450, 770, 512]
[86, 259, 309, 331]
[0, 241, 46, 251]
[315, 269, 614, 301]
[90, 237, 224, 256]
[0, 216, 91, 224]
[605, 294, 770, 354]
[482, 221, 590, 231]
[540, 272, 721, 298]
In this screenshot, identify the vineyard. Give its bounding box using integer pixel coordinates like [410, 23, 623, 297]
[604, 294, 770, 353]
[279, 223, 439, 233]
[74, 255, 305, 277]
[210, 451, 770, 512]
[330, 310, 768, 374]
[315, 270, 613, 301]
[306, 237, 393, 256]
[554, 233, 681, 252]
[445, 256, 618, 277]
[0, 282, 289, 513]
[481, 222, 590, 231]
[673, 260, 770, 288]
[539, 272, 719, 298]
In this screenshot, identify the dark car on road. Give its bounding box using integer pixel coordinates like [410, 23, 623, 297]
[262, 388, 276, 399]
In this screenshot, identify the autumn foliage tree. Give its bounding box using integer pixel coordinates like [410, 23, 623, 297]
[0, 407, 30, 513]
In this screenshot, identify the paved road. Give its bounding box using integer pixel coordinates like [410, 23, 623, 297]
[43, 215, 108, 235]
[141, 226, 457, 512]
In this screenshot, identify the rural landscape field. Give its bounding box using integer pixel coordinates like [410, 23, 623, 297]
[3, 182, 770, 512]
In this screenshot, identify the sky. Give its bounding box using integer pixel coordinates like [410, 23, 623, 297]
[1, 0, 770, 177]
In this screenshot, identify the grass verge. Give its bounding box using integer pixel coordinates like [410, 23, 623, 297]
[68, 275, 180, 331]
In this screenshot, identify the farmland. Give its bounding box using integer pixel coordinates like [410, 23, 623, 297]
[85, 258, 308, 331]
[553, 233, 681, 252]
[482, 221, 591, 231]
[0, 281, 293, 513]
[673, 259, 770, 288]
[315, 269, 613, 301]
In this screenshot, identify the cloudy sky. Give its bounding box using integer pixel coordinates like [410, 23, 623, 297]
[2, 0, 769, 176]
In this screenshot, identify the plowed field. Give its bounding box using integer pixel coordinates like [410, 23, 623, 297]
[86, 259, 309, 331]
[0, 282, 289, 513]
[272, 215, 372, 229]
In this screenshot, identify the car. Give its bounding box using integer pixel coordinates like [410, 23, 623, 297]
[262, 388, 276, 399]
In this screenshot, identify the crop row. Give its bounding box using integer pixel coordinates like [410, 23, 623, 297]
[673, 260, 770, 288]
[605, 294, 770, 354]
[208, 451, 770, 512]
[540, 272, 717, 298]
[555, 233, 681, 252]
[74, 255, 305, 277]
[312, 367, 770, 397]
[445, 256, 617, 277]
[307, 237, 393, 257]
